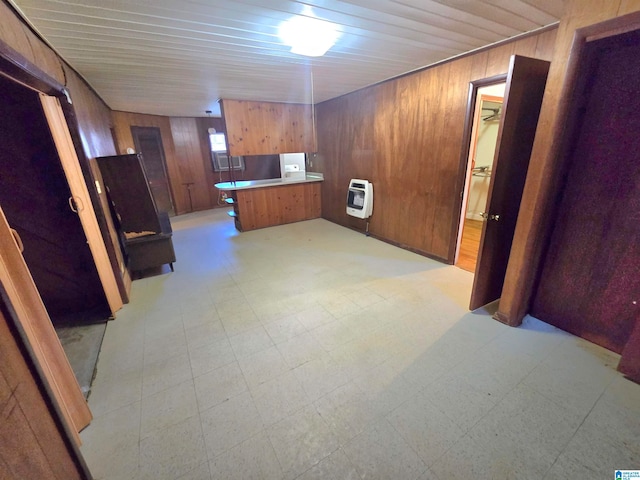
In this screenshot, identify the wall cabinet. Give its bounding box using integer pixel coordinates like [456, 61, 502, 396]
[221, 99, 315, 156]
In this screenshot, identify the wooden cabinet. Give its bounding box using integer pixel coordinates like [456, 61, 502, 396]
[229, 182, 321, 231]
[220, 99, 315, 156]
[96, 154, 176, 273]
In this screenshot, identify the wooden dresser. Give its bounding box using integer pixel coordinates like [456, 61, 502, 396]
[96, 154, 176, 273]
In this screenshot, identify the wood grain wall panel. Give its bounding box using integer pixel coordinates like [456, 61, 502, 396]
[317, 87, 377, 234]
[0, 304, 85, 479]
[196, 117, 226, 206]
[497, 0, 638, 326]
[0, 2, 65, 85]
[111, 111, 185, 212]
[62, 70, 129, 304]
[170, 117, 213, 212]
[534, 28, 561, 59]
[485, 42, 516, 77]
[113, 112, 282, 214]
[438, 56, 477, 259]
[316, 28, 557, 262]
[1, 2, 127, 304]
[512, 34, 541, 57]
[221, 100, 315, 156]
[196, 117, 281, 206]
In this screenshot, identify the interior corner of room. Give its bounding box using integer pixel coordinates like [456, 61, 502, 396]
[0, 0, 639, 477]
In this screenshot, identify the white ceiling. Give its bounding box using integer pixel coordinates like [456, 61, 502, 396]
[9, 0, 563, 117]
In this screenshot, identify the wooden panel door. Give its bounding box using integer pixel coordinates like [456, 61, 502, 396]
[0, 207, 91, 444]
[531, 31, 640, 353]
[469, 55, 550, 310]
[132, 126, 175, 215]
[0, 304, 88, 479]
[0, 76, 112, 322]
[40, 94, 123, 315]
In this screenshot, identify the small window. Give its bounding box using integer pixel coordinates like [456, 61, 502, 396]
[209, 132, 227, 153]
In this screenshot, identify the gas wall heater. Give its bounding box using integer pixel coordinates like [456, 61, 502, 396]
[346, 179, 373, 219]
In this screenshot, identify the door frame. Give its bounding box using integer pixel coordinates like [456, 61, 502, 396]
[455, 88, 506, 266]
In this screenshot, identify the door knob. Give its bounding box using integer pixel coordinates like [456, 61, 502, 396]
[480, 212, 500, 221]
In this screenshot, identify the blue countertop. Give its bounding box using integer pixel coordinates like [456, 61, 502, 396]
[215, 172, 323, 191]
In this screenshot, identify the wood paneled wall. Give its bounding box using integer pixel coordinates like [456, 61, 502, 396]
[62, 67, 129, 297]
[315, 28, 558, 262]
[0, 2, 65, 85]
[221, 99, 315, 156]
[0, 0, 127, 301]
[196, 118, 281, 203]
[170, 117, 214, 212]
[113, 112, 283, 214]
[498, 0, 640, 326]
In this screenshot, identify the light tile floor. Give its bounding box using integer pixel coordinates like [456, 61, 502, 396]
[81, 209, 640, 480]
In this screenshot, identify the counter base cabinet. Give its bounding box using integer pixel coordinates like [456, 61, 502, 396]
[235, 183, 321, 231]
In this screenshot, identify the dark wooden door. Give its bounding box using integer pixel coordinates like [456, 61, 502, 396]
[131, 126, 174, 215]
[531, 31, 640, 353]
[469, 55, 550, 310]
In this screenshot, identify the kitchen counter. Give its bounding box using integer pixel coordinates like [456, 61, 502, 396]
[215, 173, 323, 232]
[214, 172, 323, 191]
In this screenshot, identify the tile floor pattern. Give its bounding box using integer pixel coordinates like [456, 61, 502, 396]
[81, 209, 640, 480]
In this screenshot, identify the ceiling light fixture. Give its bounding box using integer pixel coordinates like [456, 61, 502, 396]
[278, 9, 340, 57]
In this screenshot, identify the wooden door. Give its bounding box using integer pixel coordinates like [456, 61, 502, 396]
[0, 303, 88, 479]
[531, 30, 640, 354]
[131, 126, 175, 215]
[0, 207, 91, 444]
[0, 76, 113, 322]
[469, 56, 550, 310]
[40, 95, 123, 315]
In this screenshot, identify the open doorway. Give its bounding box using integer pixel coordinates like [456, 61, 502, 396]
[456, 83, 505, 272]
